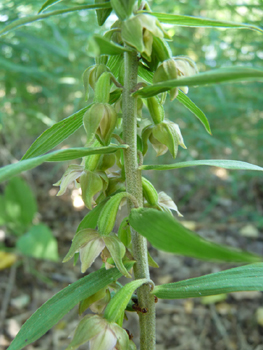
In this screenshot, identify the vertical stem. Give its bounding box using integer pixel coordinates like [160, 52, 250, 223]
[122, 48, 156, 350]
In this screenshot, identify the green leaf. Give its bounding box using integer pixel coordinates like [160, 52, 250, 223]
[77, 199, 109, 232]
[152, 263, 263, 299]
[4, 177, 37, 231]
[16, 224, 59, 261]
[133, 67, 263, 98]
[90, 35, 131, 56]
[149, 12, 263, 34]
[7, 262, 134, 350]
[177, 91, 211, 134]
[0, 3, 112, 36]
[129, 208, 262, 263]
[137, 68, 211, 134]
[107, 55, 123, 77]
[139, 159, 263, 172]
[104, 278, 148, 322]
[0, 145, 128, 183]
[38, 0, 62, 13]
[22, 105, 91, 160]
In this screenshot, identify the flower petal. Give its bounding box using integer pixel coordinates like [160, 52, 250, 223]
[158, 191, 183, 217]
[89, 326, 117, 350]
[80, 238, 105, 273]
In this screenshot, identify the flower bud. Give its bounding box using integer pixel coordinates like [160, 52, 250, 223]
[95, 0, 112, 26]
[147, 96, 164, 124]
[83, 103, 118, 145]
[89, 64, 109, 90]
[97, 153, 116, 171]
[98, 192, 131, 236]
[153, 59, 178, 100]
[94, 72, 111, 104]
[173, 56, 198, 93]
[110, 0, 136, 20]
[80, 171, 104, 209]
[142, 177, 159, 206]
[118, 217, 131, 247]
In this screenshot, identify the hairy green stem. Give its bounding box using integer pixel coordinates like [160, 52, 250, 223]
[122, 48, 156, 350]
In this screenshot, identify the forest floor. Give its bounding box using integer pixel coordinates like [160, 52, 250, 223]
[1, 163, 263, 350]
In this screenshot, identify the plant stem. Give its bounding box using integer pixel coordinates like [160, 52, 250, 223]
[122, 48, 156, 350]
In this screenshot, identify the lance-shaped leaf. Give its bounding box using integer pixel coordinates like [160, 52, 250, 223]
[104, 278, 148, 322]
[129, 208, 262, 263]
[89, 34, 131, 56]
[7, 262, 134, 350]
[38, 0, 62, 13]
[138, 66, 210, 134]
[77, 199, 109, 232]
[152, 263, 263, 299]
[139, 159, 263, 171]
[0, 3, 112, 36]
[0, 145, 128, 183]
[177, 91, 211, 134]
[149, 12, 263, 33]
[133, 67, 263, 98]
[22, 106, 91, 160]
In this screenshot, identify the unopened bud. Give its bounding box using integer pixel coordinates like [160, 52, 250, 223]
[94, 72, 111, 104]
[153, 59, 178, 100]
[142, 177, 159, 206]
[80, 171, 104, 209]
[89, 64, 109, 90]
[147, 96, 164, 124]
[83, 103, 118, 145]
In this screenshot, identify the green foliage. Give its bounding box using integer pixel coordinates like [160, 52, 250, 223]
[0, 177, 37, 233]
[153, 263, 263, 299]
[1, 0, 263, 349]
[0, 145, 127, 183]
[7, 262, 134, 350]
[129, 208, 261, 263]
[16, 224, 59, 261]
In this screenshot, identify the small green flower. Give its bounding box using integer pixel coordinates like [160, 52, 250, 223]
[63, 229, 131, 277]
[65, 315, 130, 350]
[53, 165, 85, 196]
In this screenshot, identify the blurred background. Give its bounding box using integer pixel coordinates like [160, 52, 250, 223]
[0, 0, 263, 349]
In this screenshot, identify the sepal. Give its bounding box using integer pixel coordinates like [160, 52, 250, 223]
[110, 0, 136, 20]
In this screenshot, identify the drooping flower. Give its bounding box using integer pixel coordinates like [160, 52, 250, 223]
[63, 229, 131, 278]
[53, 165, 85, 196]
[65, 315, 130, 350]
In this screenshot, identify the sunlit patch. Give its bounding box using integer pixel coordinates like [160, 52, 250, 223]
[0, 229, 6, 241]
[71, 189, 85, 209]
[0, 89, 5, 98]
[26, 85, 42, 94]
[212, 167, 229, 180]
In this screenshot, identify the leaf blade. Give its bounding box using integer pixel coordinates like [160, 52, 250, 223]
[0, 145, 128, 183]
[139, 159, 263, 171]
[38, 0, 62, 14]
[149, 12, 263, 34]
[129, 208, 262, 263]
[22, 106, 91, 160]
[7, 262, 134, 350]
[0, 3, 112, 36]
[153, 263, 263, 299]
[133, 67, 263, 98]
[177, 91, 211, 134]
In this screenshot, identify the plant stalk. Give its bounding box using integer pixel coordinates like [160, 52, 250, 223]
[122, 48, 156, 350]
